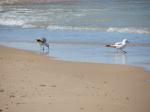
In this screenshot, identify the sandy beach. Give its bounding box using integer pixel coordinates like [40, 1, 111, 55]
[0, 46, 150, 112]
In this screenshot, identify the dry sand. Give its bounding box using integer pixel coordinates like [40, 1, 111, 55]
[0, 46, 150, 112]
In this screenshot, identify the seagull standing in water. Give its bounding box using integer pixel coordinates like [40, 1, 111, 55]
[105, 39, 129, 53]
[36, 37, 49, 51]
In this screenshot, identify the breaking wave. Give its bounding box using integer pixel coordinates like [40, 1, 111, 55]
[0, 18, 150, 35]
[107, 27, 150, 34]
[47, 25, 101, 31]
[47, 25, 150, 34]
[0, 18, 25, 26]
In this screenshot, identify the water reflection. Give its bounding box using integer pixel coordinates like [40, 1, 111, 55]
[114, 53, 127, 64]
[40, 50, 49, 55]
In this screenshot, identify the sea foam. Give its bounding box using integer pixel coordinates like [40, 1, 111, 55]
[47, 25, 99, 31]
[0, 18, 25, 26]
[107, 27, 150, 34]
[47, 25, 150, 34]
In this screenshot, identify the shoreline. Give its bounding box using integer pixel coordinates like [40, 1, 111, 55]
[1, 44, 149, 72]
[1, 44, 150, 72]
[0, 45, 150, 112]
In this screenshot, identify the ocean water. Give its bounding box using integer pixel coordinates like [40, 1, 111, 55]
[0, 0, 150, 70]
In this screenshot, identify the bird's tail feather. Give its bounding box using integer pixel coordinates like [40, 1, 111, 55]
[104, 44, 116, 48]
[105, 45, 111, 47]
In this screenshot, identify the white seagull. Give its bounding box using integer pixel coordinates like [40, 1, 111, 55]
[105, 39, 129, 53]
[36, 37, 49, 51]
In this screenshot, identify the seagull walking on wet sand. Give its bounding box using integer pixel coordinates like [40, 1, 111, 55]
[105, 39, 129, 53]
[36, 37, 49, 51]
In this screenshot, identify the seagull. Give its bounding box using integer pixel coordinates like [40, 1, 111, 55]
[36, 37, 49, 51]
[105, 39, 129, 53]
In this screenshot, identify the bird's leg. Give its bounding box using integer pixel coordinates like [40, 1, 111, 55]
[48, 46, 49, 51]
[43, 46, 44, 51]
[121, 49, 127, 54]
[123, 50, 127, 53]
[45, 43, 49, 51]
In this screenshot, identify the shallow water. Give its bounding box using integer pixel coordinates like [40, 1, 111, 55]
[0, 27, 150, 70]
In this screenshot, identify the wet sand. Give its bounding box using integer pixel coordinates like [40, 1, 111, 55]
[0, 46, 150, 112]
